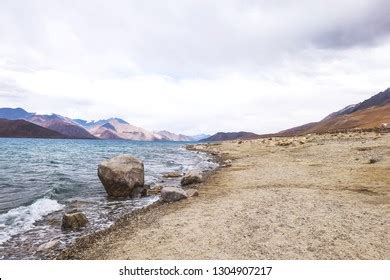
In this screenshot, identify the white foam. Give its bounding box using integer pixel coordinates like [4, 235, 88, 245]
[0, 198, 64, 244]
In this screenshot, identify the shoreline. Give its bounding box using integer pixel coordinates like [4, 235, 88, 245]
[0, 141, 216, 260]
[58, 131, 389, 260]
[55, 147, 221, 260]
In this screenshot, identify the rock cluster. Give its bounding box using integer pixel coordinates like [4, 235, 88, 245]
[97, 155, 204, 206]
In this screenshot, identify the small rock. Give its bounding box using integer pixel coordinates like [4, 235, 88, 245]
[37, 240, 60, 252]
[160, 187, 188, 202]
[380, 123, 388, 129]
[369, 158, 380, 164]
[62, 212, 88, 230]
[162, 172, 182, 178]
[221, 159, 232, 167]
[186, 189, 199, 197]
[181, 170, 203, 186]
[147, 185, 163, 195]
[277, 140, 293, 146]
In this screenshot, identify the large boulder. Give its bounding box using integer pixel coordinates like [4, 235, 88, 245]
[98, 155, 144, 197]
[160, 187, 188, 202]
[181, 170, 203, 186]
[62, 212, 88, 230]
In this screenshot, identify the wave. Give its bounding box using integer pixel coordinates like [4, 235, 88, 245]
[0, 198, 64, 245]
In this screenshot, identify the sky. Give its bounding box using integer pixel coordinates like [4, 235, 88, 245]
[0, 0, 389, 135]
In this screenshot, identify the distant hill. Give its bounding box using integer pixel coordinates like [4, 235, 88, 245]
[0, 108, 34, 120]
[0, 107, 199, 141]
[88, 118, 163, 141]
[0, 119, 66, 138]
[73, 119, 109, 130]
[348, 88, 390, 113]
[46, 121, 96, 139]
[0, 108, 96, 139]
[157, 130, 193, 141]
[190, 134, 211, 141]
[76, 117, 196, 141]
[73, 118, 129, 130]
[203, 131, 260, 142]
[278, 88, 390, 136]
[28, 114, 96, 139]
[323, 88, 390, 121]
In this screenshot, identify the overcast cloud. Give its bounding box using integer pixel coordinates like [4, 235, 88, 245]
[0, 0, 389, 134]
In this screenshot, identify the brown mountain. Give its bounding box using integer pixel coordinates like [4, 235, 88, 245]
[27, 115, 96, 139]
[0, 108, 96, 139]
[0, 119, 67, 138]
[279, 88, 390, 136]
[202, 131, 260, 142]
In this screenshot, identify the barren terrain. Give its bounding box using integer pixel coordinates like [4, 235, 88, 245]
[60, 132, 390, 259]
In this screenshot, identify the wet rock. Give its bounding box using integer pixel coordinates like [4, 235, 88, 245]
[147, 185, 163, 195]
[62, 212, 88, 230]
[98, 155, 144, 197]
[130, 186, 148, 198]
[37, 240, 60, 252]
[186, 189, 199, 197]
[181, 170, 203, 186]
[162, 172, 182, 178]
[47, 218, 61, 227]
[160, 187, 188, 202]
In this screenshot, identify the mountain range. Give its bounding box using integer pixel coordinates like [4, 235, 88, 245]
[0, 108, 209, 141]
[203, 88, 390, 141]
[278, 88, 390, 136]
[1, 88, 388, 141]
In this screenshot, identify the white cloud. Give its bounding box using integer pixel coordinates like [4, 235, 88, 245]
[0, 0, 389, 134]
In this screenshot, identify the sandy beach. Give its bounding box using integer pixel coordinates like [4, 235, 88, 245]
[59, 132, 390, 260]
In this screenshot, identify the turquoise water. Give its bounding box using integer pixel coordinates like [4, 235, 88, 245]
[0, 138, 215, 259]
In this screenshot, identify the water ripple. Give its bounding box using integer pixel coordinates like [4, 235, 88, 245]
[0, 138, 217, 259]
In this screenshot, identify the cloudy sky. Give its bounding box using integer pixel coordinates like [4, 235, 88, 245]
[1, 0, 389, 134]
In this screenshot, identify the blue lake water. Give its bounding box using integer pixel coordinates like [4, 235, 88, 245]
[0, 138, 215, 259]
